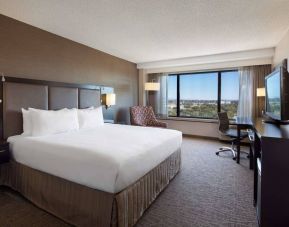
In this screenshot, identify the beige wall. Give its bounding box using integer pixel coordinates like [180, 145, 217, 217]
[274, 29, 289, 68]
[0, 14, 138, 123]
[162, 119, 219, 138]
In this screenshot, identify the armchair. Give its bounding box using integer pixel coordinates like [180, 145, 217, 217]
[130, 106, 167, 128]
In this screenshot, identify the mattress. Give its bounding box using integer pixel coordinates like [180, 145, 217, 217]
[8, 124, 182, 193]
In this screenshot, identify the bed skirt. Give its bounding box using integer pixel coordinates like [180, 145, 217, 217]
[0, 149, 181, 227]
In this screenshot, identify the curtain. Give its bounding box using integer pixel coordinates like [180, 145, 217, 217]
[238, 67, 254, 119]
[252, 65, 272, 118]
[237, 65, 271, 119]
[147, 73, 168, 118]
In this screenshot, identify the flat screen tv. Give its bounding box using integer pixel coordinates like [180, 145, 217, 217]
[265, 66, 289, 123]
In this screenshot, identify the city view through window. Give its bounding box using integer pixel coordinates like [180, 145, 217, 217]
[168, 71, 239, 119]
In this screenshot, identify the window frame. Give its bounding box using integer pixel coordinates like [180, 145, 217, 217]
[168, 69, 238, 119]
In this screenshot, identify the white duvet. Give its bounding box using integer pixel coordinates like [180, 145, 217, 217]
[8, 124, 182, 193]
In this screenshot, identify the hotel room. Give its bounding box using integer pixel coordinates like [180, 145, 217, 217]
[0, 1, 289, 226]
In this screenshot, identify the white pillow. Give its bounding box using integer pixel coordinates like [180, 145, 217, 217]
[30, 108, 79, 136]
[78, 106, 104, 129]
[22, 107, 65, 136]
[21, 108, 32, 136]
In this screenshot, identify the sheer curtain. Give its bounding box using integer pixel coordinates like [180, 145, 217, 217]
[237, 65, 271, 119]
[238, 67, 254, 118]
[147, 73, 168, 118]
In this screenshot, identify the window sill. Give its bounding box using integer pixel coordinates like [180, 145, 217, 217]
[157, 117, 218, 123]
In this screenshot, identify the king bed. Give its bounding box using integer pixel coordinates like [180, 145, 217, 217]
[0, 77, 182, 227]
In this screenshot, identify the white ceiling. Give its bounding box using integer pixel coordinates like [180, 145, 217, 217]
[1, 0, 289, 64]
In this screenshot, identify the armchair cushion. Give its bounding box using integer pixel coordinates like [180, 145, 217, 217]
[130, 106, 167, 128]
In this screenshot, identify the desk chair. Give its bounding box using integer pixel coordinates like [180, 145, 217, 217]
[216, 112, 248, 159]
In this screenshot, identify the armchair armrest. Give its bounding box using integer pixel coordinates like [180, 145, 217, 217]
[131, 122, 147, 127]
[148, 120, 168, 128]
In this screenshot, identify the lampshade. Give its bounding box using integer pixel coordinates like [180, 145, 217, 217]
[144, 82, 160, 91]
[102, 93, 116, 108]
[257, 88, 265, 97]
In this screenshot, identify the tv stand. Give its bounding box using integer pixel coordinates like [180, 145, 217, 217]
[252, 118, 289, 226]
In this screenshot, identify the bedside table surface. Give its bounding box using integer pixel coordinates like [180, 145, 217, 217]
[0, 140, 10, 164]
[0, 140, 9, 146]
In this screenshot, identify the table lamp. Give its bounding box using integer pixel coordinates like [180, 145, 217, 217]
[144, 81, 160, 106]
[257, 88, 265, 116]
[257, 88, 265, 97]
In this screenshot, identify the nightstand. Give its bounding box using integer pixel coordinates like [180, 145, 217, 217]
[0, 141, 9, 164]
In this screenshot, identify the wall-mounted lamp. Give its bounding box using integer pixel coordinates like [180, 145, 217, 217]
[257, 88, 265, 97]
[101, 93, 116, 109]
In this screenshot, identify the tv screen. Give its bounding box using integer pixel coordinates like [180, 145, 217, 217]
[266, 70, 281, 119]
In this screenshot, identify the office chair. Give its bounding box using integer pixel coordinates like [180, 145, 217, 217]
[216, 112, 248, 159]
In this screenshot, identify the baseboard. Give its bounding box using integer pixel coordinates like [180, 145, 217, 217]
[183, 134, 250, 147]
[183, 134, 219, 141]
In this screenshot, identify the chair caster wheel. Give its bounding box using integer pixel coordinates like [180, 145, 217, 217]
[215, 152, 219, 155]
[233, 157, 236, 160]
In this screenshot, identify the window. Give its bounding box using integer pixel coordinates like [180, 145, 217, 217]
[180, 73, 218, 118]
[221, 71, 239, 119]
[167, 75, 177, 116]
[168, 70, 239, 119]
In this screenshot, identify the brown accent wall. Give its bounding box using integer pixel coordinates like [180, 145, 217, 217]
[0, 14, 138, 123]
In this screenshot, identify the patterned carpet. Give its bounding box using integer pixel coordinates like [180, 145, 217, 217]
[0, 137, 257, 227]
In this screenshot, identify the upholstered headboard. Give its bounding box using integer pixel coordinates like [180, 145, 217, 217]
[0, 77, 104, 139]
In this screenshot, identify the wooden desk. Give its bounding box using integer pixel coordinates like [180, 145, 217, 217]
[230, 118, 289, 226]
[252, 118, 289, 227]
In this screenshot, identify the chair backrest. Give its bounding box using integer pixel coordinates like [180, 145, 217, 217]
[217, 112, 230, 133]
[130, 106, 156, 125]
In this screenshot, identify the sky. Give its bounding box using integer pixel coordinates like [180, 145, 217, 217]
[168, 71, 239, 100]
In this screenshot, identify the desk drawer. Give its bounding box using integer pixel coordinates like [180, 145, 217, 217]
[257, 158, 262, 226]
